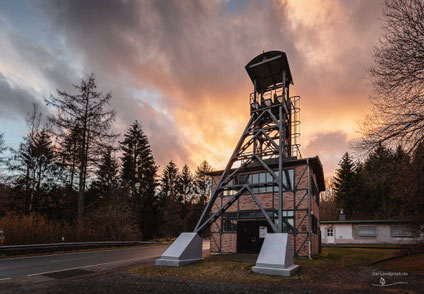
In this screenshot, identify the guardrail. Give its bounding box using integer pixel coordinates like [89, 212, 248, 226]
[0, 241, 156, 254]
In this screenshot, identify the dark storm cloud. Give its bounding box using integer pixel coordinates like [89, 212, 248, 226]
[35, 0, 383, 174]
[41, 0, 302, 101]
[0, 73, 47, 119]
[39, 0, 303, 167]
[6, 31, 79, 93]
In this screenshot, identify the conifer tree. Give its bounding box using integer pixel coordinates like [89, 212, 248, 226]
[10, 130, 58, 213]
[32, 130, 56, 191]
[58, 125, 82, 190]
[361, 145, 396, 218]
[194, 161, 213, 206]
[159, 161, 184, 237]
[177, 164, 194, 231]
[395, 142, 424, 235]
[120, 121, 158, 239]
[121, 121, 156, 194]
[333, 152, 358, 218]
[178, 165, 194, 204]
[8, 106, 59, 213]
[92, 145, 119, 198]
[189, 161, 213, 231]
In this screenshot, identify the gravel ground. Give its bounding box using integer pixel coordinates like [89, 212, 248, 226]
[0, 271, 379, 294]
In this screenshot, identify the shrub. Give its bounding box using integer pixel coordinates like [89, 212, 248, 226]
[0, 207, 141, 245]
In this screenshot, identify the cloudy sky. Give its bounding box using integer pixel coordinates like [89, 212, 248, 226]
[0, 0, 383, 177]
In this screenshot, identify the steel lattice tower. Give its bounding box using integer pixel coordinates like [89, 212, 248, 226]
[194, 51, 301, 235]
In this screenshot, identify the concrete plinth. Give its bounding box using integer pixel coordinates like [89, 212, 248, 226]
[155, 232, 203, 267]
[252, 233, 300, 277]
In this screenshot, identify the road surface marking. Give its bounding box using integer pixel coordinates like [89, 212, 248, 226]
[27, 255, 158, 277]
[0, 277, 11, 281]
[50, 258, 83, 263]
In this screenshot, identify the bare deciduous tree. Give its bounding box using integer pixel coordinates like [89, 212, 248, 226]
[46, 74, 116, 220]
[359, 0, 424, 152]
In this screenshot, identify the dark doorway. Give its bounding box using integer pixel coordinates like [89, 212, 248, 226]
[236, 220, 273, 253]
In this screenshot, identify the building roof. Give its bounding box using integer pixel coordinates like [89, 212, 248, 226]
[205, 156, 325, 192]
[245, 51, 293, 92]
[320, 220, 408, 224]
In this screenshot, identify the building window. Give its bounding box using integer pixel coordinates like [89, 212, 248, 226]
[221, 210, 294, 233]
[326, 228, 334, 236]
[222, 219, 237, 232]
[391, 226, 413, 237]
[282, 210, 294, 233]
[246, 169, 294, 194]
[358, 225, 377, 237]
[222, 169, 295, 196]
[223, 212, 238, 218]
[223, 179, 236, 196]
[238, 210, 271, 219]
[273, 210, 294, 233]
[278, 169, 295, 191]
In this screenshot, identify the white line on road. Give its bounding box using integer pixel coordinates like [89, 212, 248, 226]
[27, 255, 158, 277]
[50, 258, 82, 263]
[0, 277, 11, 281]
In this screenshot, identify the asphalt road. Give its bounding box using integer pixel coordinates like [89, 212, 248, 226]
[0, 241, 210, 285]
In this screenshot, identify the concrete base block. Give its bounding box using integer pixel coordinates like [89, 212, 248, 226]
[251, 233, 300, 277]
[155, 232, 202, 267]
[252, 264, 300, 277]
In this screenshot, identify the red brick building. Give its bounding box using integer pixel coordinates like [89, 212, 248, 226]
[206, 157, 325, 257]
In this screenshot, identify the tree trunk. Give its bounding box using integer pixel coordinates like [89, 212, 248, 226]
[77, 95, 90, 220]
[70, 140, 76, 188]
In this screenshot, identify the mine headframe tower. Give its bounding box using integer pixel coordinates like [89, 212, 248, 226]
[194, 51, 301, 234]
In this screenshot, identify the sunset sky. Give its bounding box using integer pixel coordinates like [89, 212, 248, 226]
[0, 0, 383, 177]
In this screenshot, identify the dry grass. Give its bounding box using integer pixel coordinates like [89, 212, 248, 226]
[378, 253, 424, 275]
[132, 255, 272, 284]
[152, 237, 177, 245]
[131, 247, 405, 287]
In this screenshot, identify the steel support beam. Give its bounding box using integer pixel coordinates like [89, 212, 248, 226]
[247, 187, 278, 233]
[193, 80, 293, 236]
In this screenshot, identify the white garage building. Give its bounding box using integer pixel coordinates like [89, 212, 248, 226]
[320, 220, 418, 245]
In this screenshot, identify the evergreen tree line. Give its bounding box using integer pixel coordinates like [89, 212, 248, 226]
[0, 74, 213, 241]
[328, 144, 424, 231]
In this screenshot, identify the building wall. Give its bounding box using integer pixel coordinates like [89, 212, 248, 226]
[320, 223, 418, 244]
[221, 233, 237, 252]
[209, 162, 321, 257]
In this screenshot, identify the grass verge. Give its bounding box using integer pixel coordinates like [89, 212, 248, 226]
[131, 247, 410, 287]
